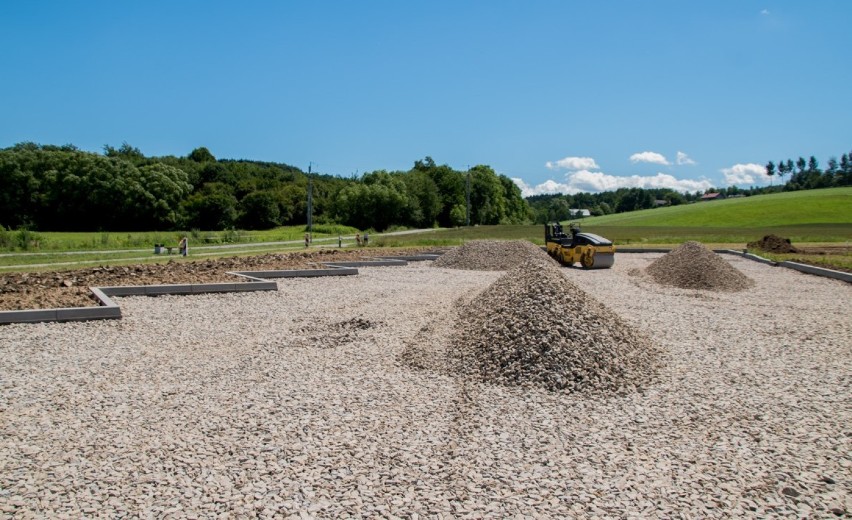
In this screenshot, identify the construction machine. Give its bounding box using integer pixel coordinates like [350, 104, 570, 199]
[545, 222, 615, 269]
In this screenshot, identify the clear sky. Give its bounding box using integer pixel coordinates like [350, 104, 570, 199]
[2, 1, 850, 195]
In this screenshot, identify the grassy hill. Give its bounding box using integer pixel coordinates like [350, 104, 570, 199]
[560, 187, 852, 245]
[584, 187, 851, 227]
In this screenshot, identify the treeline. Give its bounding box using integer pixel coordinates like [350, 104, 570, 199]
[526, 188, 700, 224]
[0, 143, 529, 231]
[529, 148, 852, 224]
[765, 151, 852, 191]
[4, 142, 848, 233]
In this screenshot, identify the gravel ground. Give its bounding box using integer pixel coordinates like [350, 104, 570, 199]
[1, 255, 849, 518]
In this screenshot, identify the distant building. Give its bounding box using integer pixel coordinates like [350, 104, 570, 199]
[700, 192, 724, 201]
[654, 199, 669, 207]
[569, 208, 591, 217]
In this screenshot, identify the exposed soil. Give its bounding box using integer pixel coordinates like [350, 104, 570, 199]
[745, 238, 852, 273]
[747, 234, 799, 253]
[0, 248, 431, 311]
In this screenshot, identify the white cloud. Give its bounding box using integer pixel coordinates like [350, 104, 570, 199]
[567, 170, 712, 193]
[629, 151, 670, 165]
[512, 170, 713, 197]
[721, 163, 769, 185]
[676, 151, 696, 166]
[512, 178, 581, 196]
[761, 9, 770, 15]
[545, 156, 599, 171]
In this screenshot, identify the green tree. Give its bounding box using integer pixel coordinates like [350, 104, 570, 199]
[188, 147, 216, 163]
[401, 170, 442, 227]
[469, 165, 507, 225]
[449, 204, 467, 227]
[807, 155, 819, 173]
[181, 183, 238, 229]
[238, 191, 281, 229]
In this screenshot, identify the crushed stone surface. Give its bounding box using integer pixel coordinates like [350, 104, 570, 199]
[646, 241, 755, 291]
[0, 256, 850, 518]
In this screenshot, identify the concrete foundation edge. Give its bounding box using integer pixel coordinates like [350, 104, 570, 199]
[0, 253, 442, 325]
[778, 261, 852, 282]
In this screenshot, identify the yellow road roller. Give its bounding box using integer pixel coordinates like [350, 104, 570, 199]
[545, 222, 615, 269]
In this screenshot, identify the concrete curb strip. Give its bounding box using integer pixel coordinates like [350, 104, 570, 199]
[779, 261, 852, 282]
[0, 254, 438, 325]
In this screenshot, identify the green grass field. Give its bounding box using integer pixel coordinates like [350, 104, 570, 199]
[1, 187, 850, 272]
[585, 187, 852, 228]
[1, 224, 360, 252]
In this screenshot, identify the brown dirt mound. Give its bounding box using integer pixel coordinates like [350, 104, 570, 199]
[432, 240, 556, 271]
[404, 260, 660, 395]
[747, 234, 799, 253]
[646, 241, 754, 292]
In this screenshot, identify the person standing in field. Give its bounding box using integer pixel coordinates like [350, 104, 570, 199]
[364, 233, 369, 246]
[179, 236, 188, 256]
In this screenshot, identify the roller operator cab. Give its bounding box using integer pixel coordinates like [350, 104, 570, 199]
[544, 222, 616, 269]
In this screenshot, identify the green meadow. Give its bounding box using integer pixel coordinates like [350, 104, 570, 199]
[1, 187, 850, 272]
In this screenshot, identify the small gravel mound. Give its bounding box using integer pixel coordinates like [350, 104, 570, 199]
[747, 234, 799, 253]
[440, 261, 660, 394]
[432, 240, 555, 270]
[646, 241, 754, 291]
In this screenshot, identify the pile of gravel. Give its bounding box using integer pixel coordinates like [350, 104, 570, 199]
[646, 241, 754, 291]
[747, 234, 799, 253]
[432, 240, 555, 271]
[410, 260, 660, 394]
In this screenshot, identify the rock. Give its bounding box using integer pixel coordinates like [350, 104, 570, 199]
[781, 487, 801, 498]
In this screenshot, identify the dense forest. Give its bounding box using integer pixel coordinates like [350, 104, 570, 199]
[0, 144, 528, 232]
[1, 142, 849, 232]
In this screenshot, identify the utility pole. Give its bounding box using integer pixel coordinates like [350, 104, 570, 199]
[307, 162, 313, 242]
[465, 165, 471, 227]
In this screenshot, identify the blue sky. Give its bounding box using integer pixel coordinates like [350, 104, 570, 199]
[2, 1, 850, 195]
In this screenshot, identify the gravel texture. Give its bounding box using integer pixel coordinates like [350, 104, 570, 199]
[432, 240, 556, 271]
[1, 255, 850, 518]
[646, 241, 755, 292]
[404, 259, 660, 395]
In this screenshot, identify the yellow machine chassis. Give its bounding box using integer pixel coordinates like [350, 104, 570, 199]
[547, 242, 616, 269]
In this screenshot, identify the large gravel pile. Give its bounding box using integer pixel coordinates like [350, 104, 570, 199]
[406, 261, 660, 394]
[1, 259, 850, 517]
[432, 239, 554, 270]
[646, 241, 754, 291]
